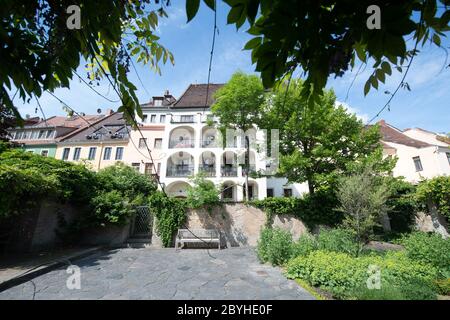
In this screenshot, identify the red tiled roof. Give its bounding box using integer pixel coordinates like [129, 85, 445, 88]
[172, 84, 224, 108]
[377, 120, 431, 148]
[33, 115, 104, 128]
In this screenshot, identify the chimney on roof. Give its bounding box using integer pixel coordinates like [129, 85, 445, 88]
[105, 108, 113, 116]
[378, 119, 386, 125]
[164, 89, 170, 96]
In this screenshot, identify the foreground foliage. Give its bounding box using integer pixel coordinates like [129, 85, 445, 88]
[148, 192, 187, 247]
[0, 147, 156, 226]
[251, 190, 341, 229]
[0, 147, 97, 217]
[1, 0, 174, 124]
[416, 176, 450, 222]
[286, 250, 438, 300]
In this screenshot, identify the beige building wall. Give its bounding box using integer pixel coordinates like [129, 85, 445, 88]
[384, 142, 450, 183]
[55, 141, 129, 171]
[122, 125, 165, 176]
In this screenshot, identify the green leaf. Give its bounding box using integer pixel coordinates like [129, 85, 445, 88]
[227, 4, 245, 25]
[203, 0, 216, 10]
[376, 69, 385, 83]
[186, 0, 201, 22]
[432, 34, 441, 46]
[381, 61, 392, 76]
[243, 37, 262, 50]
[370, 75, 378, 89]
[364, 80, 371, 96]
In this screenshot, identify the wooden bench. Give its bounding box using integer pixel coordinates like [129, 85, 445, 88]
[175, 229, 221, 250]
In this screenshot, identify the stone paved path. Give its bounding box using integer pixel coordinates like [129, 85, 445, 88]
[0, 247, 314, 300]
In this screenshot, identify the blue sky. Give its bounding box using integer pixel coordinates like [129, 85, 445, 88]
[13, 1, 449, 134]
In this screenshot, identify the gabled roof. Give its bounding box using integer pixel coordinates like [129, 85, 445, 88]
[59, 112, 129, 143]
[172, 83, 224, 108]
[377, 120, 431, 148]
[32, 115, 104, 128]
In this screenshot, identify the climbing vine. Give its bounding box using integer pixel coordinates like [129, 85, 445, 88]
[148, 192, 187, 247]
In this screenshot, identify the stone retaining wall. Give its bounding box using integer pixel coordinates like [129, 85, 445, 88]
[184, 203, 307, 247]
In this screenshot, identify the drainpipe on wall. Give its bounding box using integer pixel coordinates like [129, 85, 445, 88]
[97, 142, 104, 171]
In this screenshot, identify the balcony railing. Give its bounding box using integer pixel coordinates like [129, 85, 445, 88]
[170, 115, 195, 123]
[166, 165, 194, 177]
[221, 165, 238, 177]
[201, 139, 218, 148]
[199, 165, 216, 177]
[169, 139, 195, 148]
[242, 164, 257, 175]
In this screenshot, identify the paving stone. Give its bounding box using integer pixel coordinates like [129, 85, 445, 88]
[0, 248, 314, 300]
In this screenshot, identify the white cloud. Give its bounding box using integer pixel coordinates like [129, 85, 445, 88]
[335, 101, 369, 123]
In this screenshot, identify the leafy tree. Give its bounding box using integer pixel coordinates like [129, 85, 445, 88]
[188, 0, 449, 101]
[186, 173, 221, 212]
[262, 79, 391, 194]
[0, 0, 174, 124]
[337, 167, 391, 245]
[211, 71, 265, 200]
[416, 176, 450, 222]
[0, 105, 16, 141]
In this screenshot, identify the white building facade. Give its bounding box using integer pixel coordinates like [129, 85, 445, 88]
[378, 120, 450, 183]
[140, 84, 308, 200]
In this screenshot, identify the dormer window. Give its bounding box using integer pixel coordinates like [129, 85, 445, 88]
[154, 99, 162, 106]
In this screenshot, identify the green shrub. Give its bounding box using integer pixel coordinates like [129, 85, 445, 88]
[251, 190, 342, 229]
[148, 192, 186, 247]
[0, 148, 96, 217]
[292, 233, 317, 257]
[286, 250, 438, 299]
[96, 162, 156, 198]
[385, 178, 417, 233]
[416, 176, 450, 221]
[350, 283, 405, 300]
[186, 173, 221, 212]
[350, 277, 436, 300]
[317, 228, 360, 257]
[90, 190, 134, 225]
[257, 227, 293, 266]
[399, 232, 450, 274]
[435, 278, 450, 295]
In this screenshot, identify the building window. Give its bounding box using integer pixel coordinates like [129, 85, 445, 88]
[73, 147, 81, 160]
[22, 131, 30, 140]
[41, 150, 49, 157]
[62, 148, 70, 160]
[145, 163, 153, 176]
[180, 115, 194, 123]
[160, 115, 166, 123]
[413, 156, 423, 172]
[267, 188, 274, 198]
[45, 130, 53, 139]
[447, 152, 450, 165]
[38, 130, 46, 139]
[154, 138, 162, 149]
[31, 131, 39, 139]
[150, 115, 157, 123]
[103, 147, 112, 160]
[142, 115, 148, 123]
[283, 188, 293, 197]
[115, 147, 124, 160]
[131, 163, 140, 172]
[88, 147, 97, 160]
[139, 138, 147, 149]
[157, 163, 161, 175]
[154, 99, 162, 106]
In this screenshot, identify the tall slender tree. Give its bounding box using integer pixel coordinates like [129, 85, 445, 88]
[211, 71, 265, 201]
